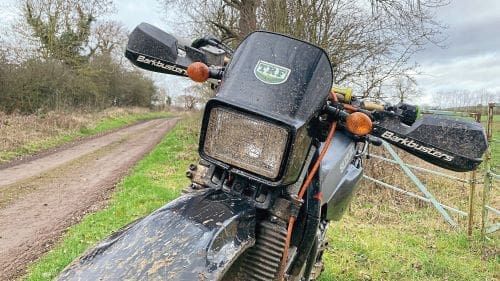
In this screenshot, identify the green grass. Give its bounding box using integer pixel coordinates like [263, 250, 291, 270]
[314, 113, 499, 281]
[77, 111, 174, 135]
[319, 218, 498, 281]
[487, 115, 499, 171]
[1, 110, 174, 163]
[23, 113, 498, 281]
[23, 114, 199, 281]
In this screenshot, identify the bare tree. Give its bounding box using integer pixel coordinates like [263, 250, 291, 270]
[20, 0, 115, 66]
[432, 89, 500, 110]
[176, 94, 198, 110]
[160, 0, 448, 99]
[89, 20, 128, 58]
[381, 75, 420, 103]
[176, 83, 216, 109]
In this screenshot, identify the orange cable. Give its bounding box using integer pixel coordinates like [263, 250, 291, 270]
[330, 90, 358, 112]
[278, 93, 339, 280]
[342, 104, 358, 112]
[298, 121, 337, 200]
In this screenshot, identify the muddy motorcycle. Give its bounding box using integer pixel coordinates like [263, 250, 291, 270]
[58, 23, 487, 281]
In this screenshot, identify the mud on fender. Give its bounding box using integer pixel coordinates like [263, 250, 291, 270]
[57, 189, 256, 281]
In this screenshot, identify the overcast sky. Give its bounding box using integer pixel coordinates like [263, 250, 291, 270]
[2, 0, 498, 102]
[112, 0, 499, 101]
[108, 0, 190, 95]
[413, 0, 500, 95]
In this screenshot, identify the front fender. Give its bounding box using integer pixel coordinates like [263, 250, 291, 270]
[58, 189, 256, 281]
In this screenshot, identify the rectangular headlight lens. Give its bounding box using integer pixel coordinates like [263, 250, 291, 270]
[204, 107, 288, 179]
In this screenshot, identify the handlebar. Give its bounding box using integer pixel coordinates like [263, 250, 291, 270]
[192, 35, 234, 57]
[361, 101, 385, 111]
[330, 88, 385, 112]
[324, 102, 383, 145]
[330, 87, 419, 126]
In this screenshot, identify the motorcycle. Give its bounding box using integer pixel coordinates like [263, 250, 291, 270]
[57, 23, 488, 281]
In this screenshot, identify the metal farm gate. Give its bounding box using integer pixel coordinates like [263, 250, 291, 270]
[363, 103, 498, 239]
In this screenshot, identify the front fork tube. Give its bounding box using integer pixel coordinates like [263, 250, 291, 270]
[288, 172, 322, 277]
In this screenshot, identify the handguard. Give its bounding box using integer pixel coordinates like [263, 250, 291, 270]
[372, 113, 487, 172]
[57, 189, 256, 281]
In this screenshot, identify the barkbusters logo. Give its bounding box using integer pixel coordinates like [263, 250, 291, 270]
[254, 60, 291, 85]
[381, 131, 454, 162]
[136, 55, 187, 75]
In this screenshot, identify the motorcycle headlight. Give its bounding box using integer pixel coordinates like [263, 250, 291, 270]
[203, 107, 289, 179]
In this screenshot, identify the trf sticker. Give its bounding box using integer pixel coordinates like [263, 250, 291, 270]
[254, 60, 291, 85]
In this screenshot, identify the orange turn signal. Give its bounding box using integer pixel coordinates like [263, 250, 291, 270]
[346, 112, 372, 135]
[187, 62, 209, 82]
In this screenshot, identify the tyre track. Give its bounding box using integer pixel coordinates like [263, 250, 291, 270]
[0, 118, 179, 280]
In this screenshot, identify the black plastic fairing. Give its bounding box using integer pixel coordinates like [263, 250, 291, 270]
[200, 31, 332, 185]
[217, 31, 332, 124]
[325, 164, 364, 220]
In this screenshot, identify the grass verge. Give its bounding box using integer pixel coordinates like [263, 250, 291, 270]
[487, 114, 499, 171]
[23, 114, 199, 281]
[0, 108, 174, 163]
[319, 211, 498, 281]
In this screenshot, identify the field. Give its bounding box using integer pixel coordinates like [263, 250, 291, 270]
[0, 107, 174, 163]
[331, 113, 500, 280]
[23, 114, 498, 280]
[488, 115, 500, 172]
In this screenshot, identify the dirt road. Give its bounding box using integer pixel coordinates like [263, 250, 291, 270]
[0, 118, 178, 280]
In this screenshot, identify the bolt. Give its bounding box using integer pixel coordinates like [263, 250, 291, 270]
[233, 183, 242, 192]
[189, 164, 197, 171]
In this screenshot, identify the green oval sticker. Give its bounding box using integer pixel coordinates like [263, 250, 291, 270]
[254, 60, 291, 85]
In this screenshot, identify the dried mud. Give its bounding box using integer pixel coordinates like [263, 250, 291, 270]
[0, 118, 178, 280]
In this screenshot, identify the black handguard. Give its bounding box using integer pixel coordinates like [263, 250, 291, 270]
[125, 22, 208, 77]
[371, 104, 487, 172]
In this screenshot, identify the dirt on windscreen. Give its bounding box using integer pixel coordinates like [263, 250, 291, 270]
[0, 117, 179, 280]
